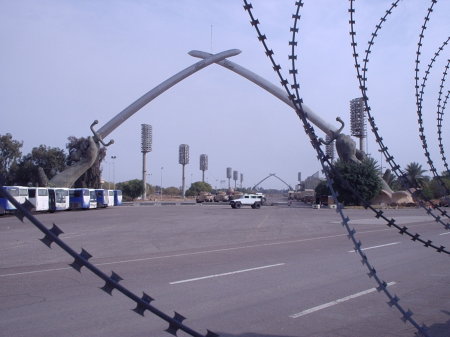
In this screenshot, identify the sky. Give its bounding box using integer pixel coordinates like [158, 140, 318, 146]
[1, 0, 449, 190]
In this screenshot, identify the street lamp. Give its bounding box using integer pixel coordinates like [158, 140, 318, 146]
[147, 173, 152, 198]
[160, 166, 164, 200]
[111, 156, 117, 190]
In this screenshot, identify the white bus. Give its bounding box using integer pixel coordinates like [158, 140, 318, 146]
[0, 186, 28, 214]
[28, 187, 49, 212]
[89, 189, 97, 209]
[48, 188, 70, 212]
[107, 189, 115, 207]
[69, 188, 91, 209]
[114, 190, 123, 206]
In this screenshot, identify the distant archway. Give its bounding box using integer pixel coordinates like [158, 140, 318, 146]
[252, 173, 293, 191]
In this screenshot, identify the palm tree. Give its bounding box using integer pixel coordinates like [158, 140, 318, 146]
[383, 169, 400, 191]
[405, 162, 428, 187]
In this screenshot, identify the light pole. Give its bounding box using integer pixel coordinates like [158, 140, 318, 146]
[226, 167, 232, 189]
[179, 144, 189, 198]
[111, 156, 117, 189]
[141, 124, 152, 200]
[160, 166, 164, 201]
[147, 173, 152, 198]
[200, 154, 208, 183]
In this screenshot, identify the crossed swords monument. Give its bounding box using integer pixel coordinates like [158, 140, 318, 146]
[49, 49, 406, 203]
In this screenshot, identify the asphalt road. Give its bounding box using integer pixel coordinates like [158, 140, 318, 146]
[1, 204, 449, 337]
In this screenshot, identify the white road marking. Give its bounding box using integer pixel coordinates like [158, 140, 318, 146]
[290, 281, 396, 318]
[0, 226, 395, 278]
[348, 242, 400, 253]
[60, 233, 85, 239]
[1, 267, 72, 277]
[170, 263, 285, 285]
[439, 232, 450, 236]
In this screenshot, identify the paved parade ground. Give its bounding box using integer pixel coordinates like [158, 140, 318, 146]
[1, 204, 449, 337]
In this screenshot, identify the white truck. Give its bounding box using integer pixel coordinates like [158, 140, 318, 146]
[230, 193, 265, 209]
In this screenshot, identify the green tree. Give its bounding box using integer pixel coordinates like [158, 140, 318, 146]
[12, 145, 66, 186]
[164, 186, 180, 196]
[116, 179, 144, 200]
[425, 176, 450, 199]
[66, 136, 106, 188]
[185, 181, 212, 197]
[145, 183, 156, 196]
[315, 180, 330, 196]
[404, 162, 428, 188]
[332, 158, 382, 206]
[382, 169, 401, 191]
[0, 133, 23, 183]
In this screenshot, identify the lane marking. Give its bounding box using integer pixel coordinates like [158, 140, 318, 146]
[290, 281, 396, 318]
[1, 267, 72, 277]
[440, 232, 450, 236]
[0, 226, 397, 278]
[348, 242, 400, 253]
[169, 263, 285, 285]
[60, 234, 85, 239]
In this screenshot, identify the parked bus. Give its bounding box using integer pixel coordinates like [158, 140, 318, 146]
[107, 189, 115, 207]
[69, 188, 91, 209]
[48, 188, 70, 212]
[95, 189, 108, 208]
[0, 186, 28, 214]
[89, 189, 97, 209]
[114, 190, 122, 206]
[28, 187, 49, 212]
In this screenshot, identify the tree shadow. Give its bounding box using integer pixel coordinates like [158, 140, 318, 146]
[419, 310, 450, 337]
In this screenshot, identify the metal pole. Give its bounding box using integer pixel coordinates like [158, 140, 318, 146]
[111, 156, 116, 190]
[182, 164, 186, 198]
[142, 152, 147, 200]
[160, 166, 163, 201]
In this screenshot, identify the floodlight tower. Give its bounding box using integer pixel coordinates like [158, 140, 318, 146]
[200, 154, 208, 182]
[350, 97, 367, 153]
[226, 167, 232, 189]
[179, 144, 189, 198]
[233, 170, 238, 189]
[141, 124, 152, 200]
[240, 173, 243, 189]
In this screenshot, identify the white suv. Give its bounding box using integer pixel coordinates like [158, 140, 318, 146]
[230, 193, 265, 209]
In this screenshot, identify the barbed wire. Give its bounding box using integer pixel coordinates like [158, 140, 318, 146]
[437, 74, 450, 172]
[349, 0, 450, 230]
[243, 0, 450, 335]
[0, 184, 218, 337]
[2, 2, 449, 336]
[415, 34, 450, 187]
[243, 0, 428, 336]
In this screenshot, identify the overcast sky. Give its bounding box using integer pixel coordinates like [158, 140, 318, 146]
[1, 0, 449, 190]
